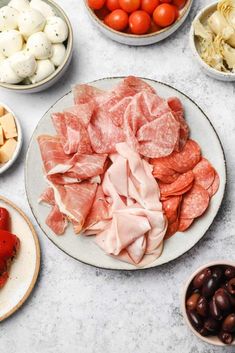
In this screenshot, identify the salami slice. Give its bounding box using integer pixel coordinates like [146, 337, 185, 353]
[178, 218, 194, 232]
[113, 76, 156, 98]
[159, 171, 194, 198]
[151, 161, 180, 184]
[193, 158, 215, 190]
[164, 218, 179, 240]
[180, 184, 210, 219]
[207, 172, 220, 197]
[168, 97, 183, 113]
[162, 196, 182, 224]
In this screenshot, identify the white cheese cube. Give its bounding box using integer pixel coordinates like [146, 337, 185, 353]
[0, 113, 18, 139]
[0, 138, 17, 163]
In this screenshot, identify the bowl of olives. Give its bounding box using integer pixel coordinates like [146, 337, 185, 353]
[182, 261, 235, 346]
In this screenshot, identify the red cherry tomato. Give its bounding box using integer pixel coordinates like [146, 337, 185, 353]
[129, 10, 151, 34]
[172, 0, 186, 9]
[160, 0, 172, 3]
[88, 0, 106, 10]
[0, 208, 10, 231]
[141, 0, 159, 14]
[153, 3, 176, 27]
[119, 0, 140, 13]
[95, 6, 110, 20]
[106, 0, 120, 11]
[149, 19, 162, 33]
[172, 5, 179, 19]
[104, 9, 129, 31]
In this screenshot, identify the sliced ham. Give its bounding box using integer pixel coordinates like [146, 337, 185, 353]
[39, 187, 55, 206]
[46, 205, 67, 235]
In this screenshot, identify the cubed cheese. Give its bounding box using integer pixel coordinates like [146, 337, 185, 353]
[0, 126, 4, 145]
[0, 113, 17, 139]
[0, 105, 5, 117]
[0, 138, 17, 163]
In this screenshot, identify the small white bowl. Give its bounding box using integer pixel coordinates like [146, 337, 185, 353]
[84, 0, 194, 46]
[181, 260, 235, 347]
[190, 2, 235, 81]
[0, 103, 23, 174]
[0, 0, 73, 93]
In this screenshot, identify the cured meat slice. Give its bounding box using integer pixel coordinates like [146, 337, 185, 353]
[51, 182, 97, 233]
[64, 102, 95, 126]
[164, 218, 179, 240]
[162, 196, 182, 224]
[46, 205, 67, 235]
[126, 235, 147, 264]
[108, 96, 132, 126]
[113, 76, 156, 98]
[168, 97, 189, 150]
[168, 97, 183, 113]
[37, 135, 73, 175]
[69, 153, 107, 179]
[73, 84, 104, 104]
[88, 108, 125, 154]
[83, 185, 110, 230]
[137, 112, 180, 158]
[193, 158, 215, 190]
[178, 218, 194, 232]
[151, 161, 180, 184]
[207, 172, 220, 197]
[159, 171, 194, 198]
[52, 112, 92, 155]
[180, 184, 210, 219]
[39, 187, 55, 206]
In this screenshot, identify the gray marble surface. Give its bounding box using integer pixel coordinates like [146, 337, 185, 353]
[0, 0, 235, 352]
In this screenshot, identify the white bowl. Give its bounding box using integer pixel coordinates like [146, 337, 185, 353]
[0, 0, 73, 93]
[190, 2, 235, 81]
[84, 0, 194, 46]
[0, 103, 23, 174]
[181, 260, 235, 347]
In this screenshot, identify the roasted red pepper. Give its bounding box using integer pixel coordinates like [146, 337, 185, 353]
[0, 207, 10, 231]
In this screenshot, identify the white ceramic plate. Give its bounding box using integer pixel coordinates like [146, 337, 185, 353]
[25, 77, 226, 270]
[0, 196, 40, 321]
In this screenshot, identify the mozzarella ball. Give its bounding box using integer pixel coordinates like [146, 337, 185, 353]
[8, 0, 30, 11]
[18, 8, 46, 38]
[30, 0, 55, 18]
[10, 51, 37, 78]
[29, 59, 54, 83]
[44, 16, 68, 44]
[26, 32, 52, 59]
[0, 6, 19, 31]
[51, 43, 66, 67]
[0, 59, 22, 84]
[0, 30, 23, 57]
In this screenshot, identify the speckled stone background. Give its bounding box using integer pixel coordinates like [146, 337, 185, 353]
[0, 0, 235, 352]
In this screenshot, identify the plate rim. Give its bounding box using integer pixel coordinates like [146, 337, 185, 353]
[25, 76, 227, 271]
[0, 195, 41, 322]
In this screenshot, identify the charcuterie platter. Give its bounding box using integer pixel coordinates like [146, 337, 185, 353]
[25, 76, 226, 270]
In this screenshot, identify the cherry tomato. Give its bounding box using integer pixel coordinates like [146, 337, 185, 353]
[160, 0, 172, 3]
[172, 5, 179, 19]
[106, 0, 120, 11]
[153, 4, 176, 27]
[141, 0, 159, 15]
[104, 9, 129, 31]
[119, 0, 140, 13]
[95, 6, 110, 20]
[149, 19, 162, 33]
[129, 10, 151, 34]
[88, 0, 106, 10]
[0, 208, 9, 231]
[172, 0, 186, 9]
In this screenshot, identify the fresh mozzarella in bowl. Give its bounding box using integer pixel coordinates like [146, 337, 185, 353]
[0, 59, 22, 83]
[30, 0, 55, 18]
[8, 0, 29, 11]
[26, 31, 52, 59]
[18, 8, 45, 37]
[0, 30, 23, 57]
[0, 6, 19, 31]
[44, 16, 68, 43]
[51, 43, 65, 66]
[10, 51, 37, 77]
[29, 59, 54, 83]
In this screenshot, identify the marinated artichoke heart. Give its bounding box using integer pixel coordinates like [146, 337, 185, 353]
[218, 0, 235, 35]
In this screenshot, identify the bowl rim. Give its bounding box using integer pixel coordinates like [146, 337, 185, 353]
[0, 102, 23, 174]
[0, 0, 74, 91]
[181, 260, 235, 347]
[84, 0, 193, 39]
[189, 1, 235, 79]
